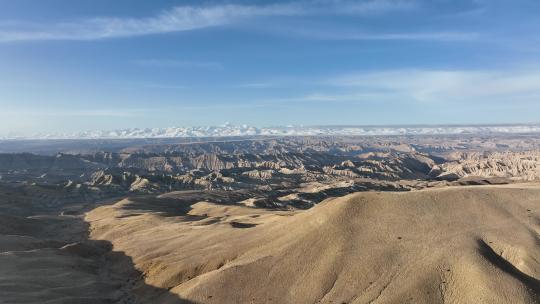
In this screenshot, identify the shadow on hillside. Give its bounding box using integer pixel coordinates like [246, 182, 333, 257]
[477, 239, 540, 296]
[95, 240, 199, 304]
[121, 190, 257, 218]
[0, 189, 198, 304]
[77, 207, 199, 303]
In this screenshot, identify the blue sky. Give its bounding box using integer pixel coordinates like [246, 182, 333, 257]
[1, 0, 540, 135]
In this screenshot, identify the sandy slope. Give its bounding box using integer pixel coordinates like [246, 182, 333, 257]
[87, 184, 540, 304]
[0, 193, 144, 304]
[0, 213, 125, 304]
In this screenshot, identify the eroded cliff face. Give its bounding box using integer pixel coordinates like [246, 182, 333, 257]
[1, 135, 540, 208]
[439, 151, 540, 181]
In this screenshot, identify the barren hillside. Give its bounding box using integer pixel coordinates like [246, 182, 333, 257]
[87, 184, 540, 304]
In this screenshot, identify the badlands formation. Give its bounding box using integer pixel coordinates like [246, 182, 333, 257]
[1, 134, 540, 303]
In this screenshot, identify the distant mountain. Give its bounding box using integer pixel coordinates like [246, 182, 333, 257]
[4, 123, 540, 140]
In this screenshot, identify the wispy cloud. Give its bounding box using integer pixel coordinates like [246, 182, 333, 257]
[1, 109, 140, 117]
[312, 0, 418, 15]
[250, 68, 540, 105]
[135, 59, 223, 70]
[258, 92, 400, 104]
[0, 1, 416, 42]
[0, 3, 300, 42]
[228, 82, 275, 88]
[289, 29, 479, 41]
[141, 83, 187, 90]
[325, 69, 540, 103]
[0, 105, 262, 118]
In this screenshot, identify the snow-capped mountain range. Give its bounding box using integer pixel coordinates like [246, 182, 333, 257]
[4, 124, 540, 140]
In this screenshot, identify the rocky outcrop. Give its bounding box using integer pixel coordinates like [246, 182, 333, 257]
[439, 152, 540, 181]
[2, 136, 540, 201]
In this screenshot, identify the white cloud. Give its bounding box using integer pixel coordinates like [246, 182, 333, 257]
[0, 3, 301, 42]
[325, 69, 540, 103]
[229, 82, 275, 88]
[289, 29, 479, 41]
[141, 83, 187, 90]
[135, 59, 223, 70]
[309, 0, 417, 14]
[0, 108, 139, 117]
[0, 1, 416, 42]
[250, 68, 540, 105]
